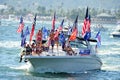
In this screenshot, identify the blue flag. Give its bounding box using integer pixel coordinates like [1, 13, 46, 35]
[42, 27, 48, 40]
[59, 32, 65, 44]
[25, 26, 30, 37]
[21, 30, 26, 47]
[79, 49, 90, 55]
[21, 30, 24, 38]
[21, 37, 26, 47]
[84, 32, 91, 40]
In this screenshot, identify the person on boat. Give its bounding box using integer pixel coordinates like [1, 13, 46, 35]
[66, 46, 73, 55]
[26, 44, 32, 55]
[19, 45, 26, 62]
[31, 42, 36, 55]
[36, 29, 42, 47]
[19, 44, 32, 62]
[49, 30, 55, 52]
[54, 30, 59, 50]
[42, 43, 49, 52]
[65, 45, 75, 55]
[65, 40, 76, 55]
[59, 31, 66, 50]
[36, 44, 43, 55]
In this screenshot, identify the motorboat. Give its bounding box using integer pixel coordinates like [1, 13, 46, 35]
[111, 24, 120, 37]
[22, 37, 102, 73]
[19, 8, 102, 73]
[92, 24, 108, 32]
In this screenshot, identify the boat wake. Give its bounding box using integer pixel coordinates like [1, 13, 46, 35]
[0, 41, 21, 48]
[102, 65, 120, 71]
[9, 64, 28, 71]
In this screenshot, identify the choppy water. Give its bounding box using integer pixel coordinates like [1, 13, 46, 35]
[0, 20, 120, 80]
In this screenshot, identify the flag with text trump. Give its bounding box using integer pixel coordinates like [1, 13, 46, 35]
[17, 16, 24, 33]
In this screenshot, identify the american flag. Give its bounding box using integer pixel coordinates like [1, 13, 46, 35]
[82, 7, 91, 40]
[95, 30, 101, 47]
[30, 14, 37, 41]
[58, 19, 64, 31]
[17, 16, 24, 33]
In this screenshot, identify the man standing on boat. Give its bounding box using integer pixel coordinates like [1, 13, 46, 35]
[59, 31, 66, 50]
[36, 29, 42, 47]
[35, 29, 43, 55]
[49, 30, 55, 52]
[54, 30, 59, 50]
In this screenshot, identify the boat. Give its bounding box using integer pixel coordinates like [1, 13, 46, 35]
[111, 24, 120, 37]
[22, 37, 102, 73]
[19, 7, 102, 73]
[92, 24, 108, 32]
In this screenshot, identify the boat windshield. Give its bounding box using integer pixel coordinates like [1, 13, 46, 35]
[70, 40, 87, 49]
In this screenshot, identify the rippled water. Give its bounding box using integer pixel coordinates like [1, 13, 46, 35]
[0, 20, 120, 80]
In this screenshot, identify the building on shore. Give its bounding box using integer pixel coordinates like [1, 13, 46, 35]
[92, 13, 117, 24]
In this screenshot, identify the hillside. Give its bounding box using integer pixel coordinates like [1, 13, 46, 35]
[0, 0, 120, 10]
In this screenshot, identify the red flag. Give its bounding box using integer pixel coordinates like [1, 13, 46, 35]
[69, 15, 78, 41]
[52, 12, 56, 31]
[17, 17, 24, 33]
[69, 28, 78, 41]
[29, 14, 36, 41]
[30, 24, 35, 41]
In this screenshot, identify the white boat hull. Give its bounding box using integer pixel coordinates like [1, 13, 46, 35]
[25, 55, 102, 73]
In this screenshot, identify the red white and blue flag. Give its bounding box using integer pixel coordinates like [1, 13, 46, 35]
[82, 7, 91, 40]
[52, 12, 56, 31]
[58, 19, 64, 31]
[54, 19, 64, 39]
[95, 30, 101, 47]
[30, 14, 37, 41]
[17, 16, 24, 33]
